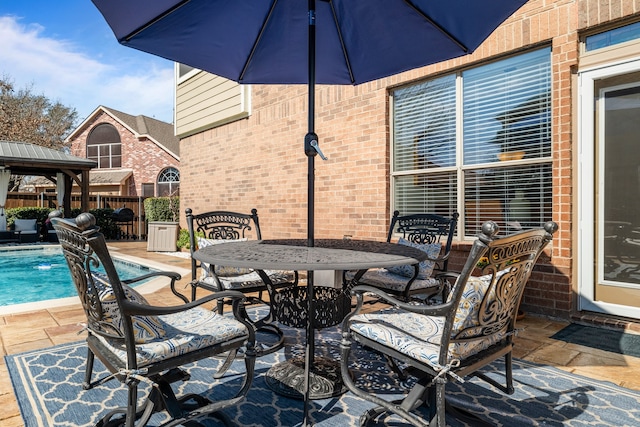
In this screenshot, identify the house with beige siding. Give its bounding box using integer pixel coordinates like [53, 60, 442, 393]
[174, 0, 640, 326]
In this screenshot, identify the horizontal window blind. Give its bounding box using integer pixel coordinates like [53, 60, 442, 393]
[464, 164, 552, 235]
[393, 75, 456, 171]
[392, 48, 553, 239]
[463, 49, 551, 166]
[394, 172, 457, 218]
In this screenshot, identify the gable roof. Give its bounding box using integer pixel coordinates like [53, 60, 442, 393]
[66, 106, 180, 159]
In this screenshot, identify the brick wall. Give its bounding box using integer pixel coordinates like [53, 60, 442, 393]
[70, 112, 180, 197]
[179, 0, 640, 320]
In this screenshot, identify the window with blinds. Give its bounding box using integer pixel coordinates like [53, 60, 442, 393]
[392, 48, 553, 238]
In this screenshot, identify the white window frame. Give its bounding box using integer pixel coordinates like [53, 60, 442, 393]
[391, 49, 553, 240]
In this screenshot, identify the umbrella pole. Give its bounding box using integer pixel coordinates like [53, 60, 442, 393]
[304, 1, 317, 425]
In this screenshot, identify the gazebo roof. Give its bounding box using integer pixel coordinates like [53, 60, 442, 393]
[0, 140, 96, 176]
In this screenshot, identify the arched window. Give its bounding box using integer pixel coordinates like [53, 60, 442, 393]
[157, 167, 180, 196]
[86, 123, 122, 168]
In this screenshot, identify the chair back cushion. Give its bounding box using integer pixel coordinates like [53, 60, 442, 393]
[386, 238, 441, 279]
[445, 271, 510, 359]
[196, 237, 251, 277]
[92, 273, 166, 343]
[13, 219, 37, 231]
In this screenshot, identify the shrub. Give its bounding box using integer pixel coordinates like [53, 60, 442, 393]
[6, 207, 51, 226]
[89, 208, 120, 240]
[144, 197, 179, 222]
[176, 228, 204, 251]
[6, 207, 121, 240]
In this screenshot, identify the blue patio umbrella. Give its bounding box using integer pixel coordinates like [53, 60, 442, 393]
[92, 0, 528, 246]
[91, 1, 529, 423]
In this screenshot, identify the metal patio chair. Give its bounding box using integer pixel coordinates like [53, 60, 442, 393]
[340, 220, 558, 427]
[186, 208, 298, 353]
[347, 211, 458, 302]
[52, 212, 256, 427]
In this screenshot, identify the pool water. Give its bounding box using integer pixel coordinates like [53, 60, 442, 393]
[0, 247, 157, 307]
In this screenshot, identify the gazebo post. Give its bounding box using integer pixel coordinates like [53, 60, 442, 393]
[62, 173, 72, 218]
[80, 170, 90, 213]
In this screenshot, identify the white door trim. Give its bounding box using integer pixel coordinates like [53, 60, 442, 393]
[578, 58, 640, 318]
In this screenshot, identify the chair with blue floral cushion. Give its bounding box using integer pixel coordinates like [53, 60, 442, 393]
[186, 208, 298, 354]
[347, 211, 458, 302]
[340, 220, 558, 427]
[51, 212, 256, 427]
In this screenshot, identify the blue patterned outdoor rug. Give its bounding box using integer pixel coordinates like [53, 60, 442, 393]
[6, 320, 640, 427]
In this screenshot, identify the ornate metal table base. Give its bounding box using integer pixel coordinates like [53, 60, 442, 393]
[265, 356, 348, 400]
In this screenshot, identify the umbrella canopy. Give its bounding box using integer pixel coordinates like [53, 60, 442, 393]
[92, 0, 526, 86]
[92, 0, 527, 244]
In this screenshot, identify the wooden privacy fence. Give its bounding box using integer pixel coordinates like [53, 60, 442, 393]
[5, 192, 148, 239]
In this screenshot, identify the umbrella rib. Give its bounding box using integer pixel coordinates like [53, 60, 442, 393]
[121, 0, 191, 42]
[239, 0, 279, 82]
[403, 0, 470, 53]
[328, 1, 355, 84]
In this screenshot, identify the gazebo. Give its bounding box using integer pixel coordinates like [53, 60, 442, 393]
[0, 141, 96, 227]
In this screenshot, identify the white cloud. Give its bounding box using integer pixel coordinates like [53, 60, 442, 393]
[0, 16, 174, 123]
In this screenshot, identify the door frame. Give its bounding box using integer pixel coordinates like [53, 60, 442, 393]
[578, 57, 640, 319]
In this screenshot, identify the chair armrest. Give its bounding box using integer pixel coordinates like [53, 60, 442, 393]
[434, 271, 460, 301]
[121, 270, 188, 303]
[349, 284, 455, 317]
[120, 290, 257, 344]
[121, 270, 182, 285]
[121, 289, 247, 317]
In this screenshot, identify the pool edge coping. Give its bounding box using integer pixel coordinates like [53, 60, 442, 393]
[0, 244, 190, 316]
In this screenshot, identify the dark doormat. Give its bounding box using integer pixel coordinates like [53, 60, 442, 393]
[551, 323, 640, 358]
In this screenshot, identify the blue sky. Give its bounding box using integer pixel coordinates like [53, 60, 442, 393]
[0, 1, 175, 124]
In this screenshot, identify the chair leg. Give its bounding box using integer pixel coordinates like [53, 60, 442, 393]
[213, 349, 238, 379]
[473, 351, 515, 395]
[82, 348, 95, 390]
[126, 381, 139, 427]
[504, 352, 514, 394]
[340, 335, 431, 427]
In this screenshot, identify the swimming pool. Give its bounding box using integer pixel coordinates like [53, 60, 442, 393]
[0, 246, 160, 307]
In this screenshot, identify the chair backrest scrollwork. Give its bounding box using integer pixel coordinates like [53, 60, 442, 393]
[387, 210, 459, 272]
[187, 208, 261, 243]
[51, 213, 129, 341]
[442, 220, 558, 363]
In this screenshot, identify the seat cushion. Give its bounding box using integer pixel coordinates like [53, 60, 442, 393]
[386, 239, 441, 279]
[92, 273, 166, 343]
[350, 272, 513, 367]
[346, 269, 440, 293]
[349, 308, 505, 368]
[13, 219, 37, 231]
[94, 306, 249, 367]
[200, 269, 294, 290]
[349, 310, 446, 368]
[197, 237, 251, 277]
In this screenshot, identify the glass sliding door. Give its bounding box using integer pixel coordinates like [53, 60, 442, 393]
[579, 63, 640, 319]
[597, 78, 640, 305]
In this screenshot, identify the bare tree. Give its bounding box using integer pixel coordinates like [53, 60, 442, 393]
[0, 75, 79, 190]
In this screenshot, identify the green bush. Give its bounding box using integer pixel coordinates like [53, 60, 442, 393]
[90, 208, 120, 240]
[144, 197, 179, 222]
[6, 207, 122, 240]
[6, 207, 51, 226]
[176, 228, 204, 251]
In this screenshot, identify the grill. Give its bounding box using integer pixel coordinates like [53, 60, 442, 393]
[112, 208, 135, 239]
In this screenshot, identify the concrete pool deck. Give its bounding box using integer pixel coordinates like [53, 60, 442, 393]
[1, 241, 640, 426]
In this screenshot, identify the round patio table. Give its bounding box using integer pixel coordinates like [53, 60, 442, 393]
[193, 239, 427, 424]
